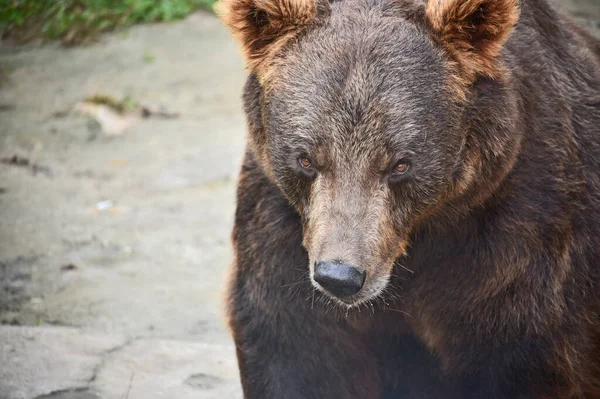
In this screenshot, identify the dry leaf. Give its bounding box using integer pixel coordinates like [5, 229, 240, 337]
[75, 102, 138, 135]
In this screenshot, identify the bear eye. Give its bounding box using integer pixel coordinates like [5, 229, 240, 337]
[392, 162, 410, 176]
[299, 157, 312, 169]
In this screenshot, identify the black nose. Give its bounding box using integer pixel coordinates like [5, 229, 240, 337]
[313, 261, 366, 298]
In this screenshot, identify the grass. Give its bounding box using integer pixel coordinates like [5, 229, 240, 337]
[0, 0, 217, 44]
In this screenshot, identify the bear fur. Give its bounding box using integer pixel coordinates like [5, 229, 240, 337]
[220, 0, 600, 397]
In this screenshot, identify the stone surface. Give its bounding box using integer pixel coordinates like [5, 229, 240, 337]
[0, 10, 245, 399]
[91, 339, 241, 399]
[0, 326, 125, 399]
[0, 11, 246, 344]
[0, 326, 241, 399]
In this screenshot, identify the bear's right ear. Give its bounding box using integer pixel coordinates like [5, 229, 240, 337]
[218, 0, 318, 76]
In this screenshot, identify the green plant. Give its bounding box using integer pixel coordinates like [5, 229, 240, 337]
[0, 0, 217, 44]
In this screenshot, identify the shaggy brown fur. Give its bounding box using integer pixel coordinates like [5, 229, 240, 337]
[425, 0, 520, 83]
[221, 0, 600, 397]
[218, 0, 319, 81]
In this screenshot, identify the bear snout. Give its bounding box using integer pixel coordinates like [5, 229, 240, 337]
[313, 260, 366, 298]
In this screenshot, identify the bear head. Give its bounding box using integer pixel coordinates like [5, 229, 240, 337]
[221, 0, 521, 306]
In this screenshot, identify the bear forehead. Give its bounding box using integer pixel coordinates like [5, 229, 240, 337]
[281, 0, 444, 86]
[267, 2, 451, 150]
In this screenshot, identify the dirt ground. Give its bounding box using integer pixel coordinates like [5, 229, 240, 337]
[0, 11, 245, 344]
[0, 2, 599, 399]
[1, 12, 245, 399]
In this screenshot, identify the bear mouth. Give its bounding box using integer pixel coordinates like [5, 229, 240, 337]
[310, 272, 392, 308]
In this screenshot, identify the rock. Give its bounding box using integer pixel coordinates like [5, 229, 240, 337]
[91, 339, 242, 399]
[0, 326, 126, 399]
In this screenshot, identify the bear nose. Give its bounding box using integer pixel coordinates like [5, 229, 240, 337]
[313, 261, 366, 298]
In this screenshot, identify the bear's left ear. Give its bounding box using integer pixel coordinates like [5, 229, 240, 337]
[425, 0, 520, 82]
[218, 0, 318, 77]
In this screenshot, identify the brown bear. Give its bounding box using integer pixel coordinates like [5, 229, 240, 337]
[219, 0, 600, 397]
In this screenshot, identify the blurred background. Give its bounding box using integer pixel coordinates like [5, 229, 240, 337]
[0, 1, 598, 399]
